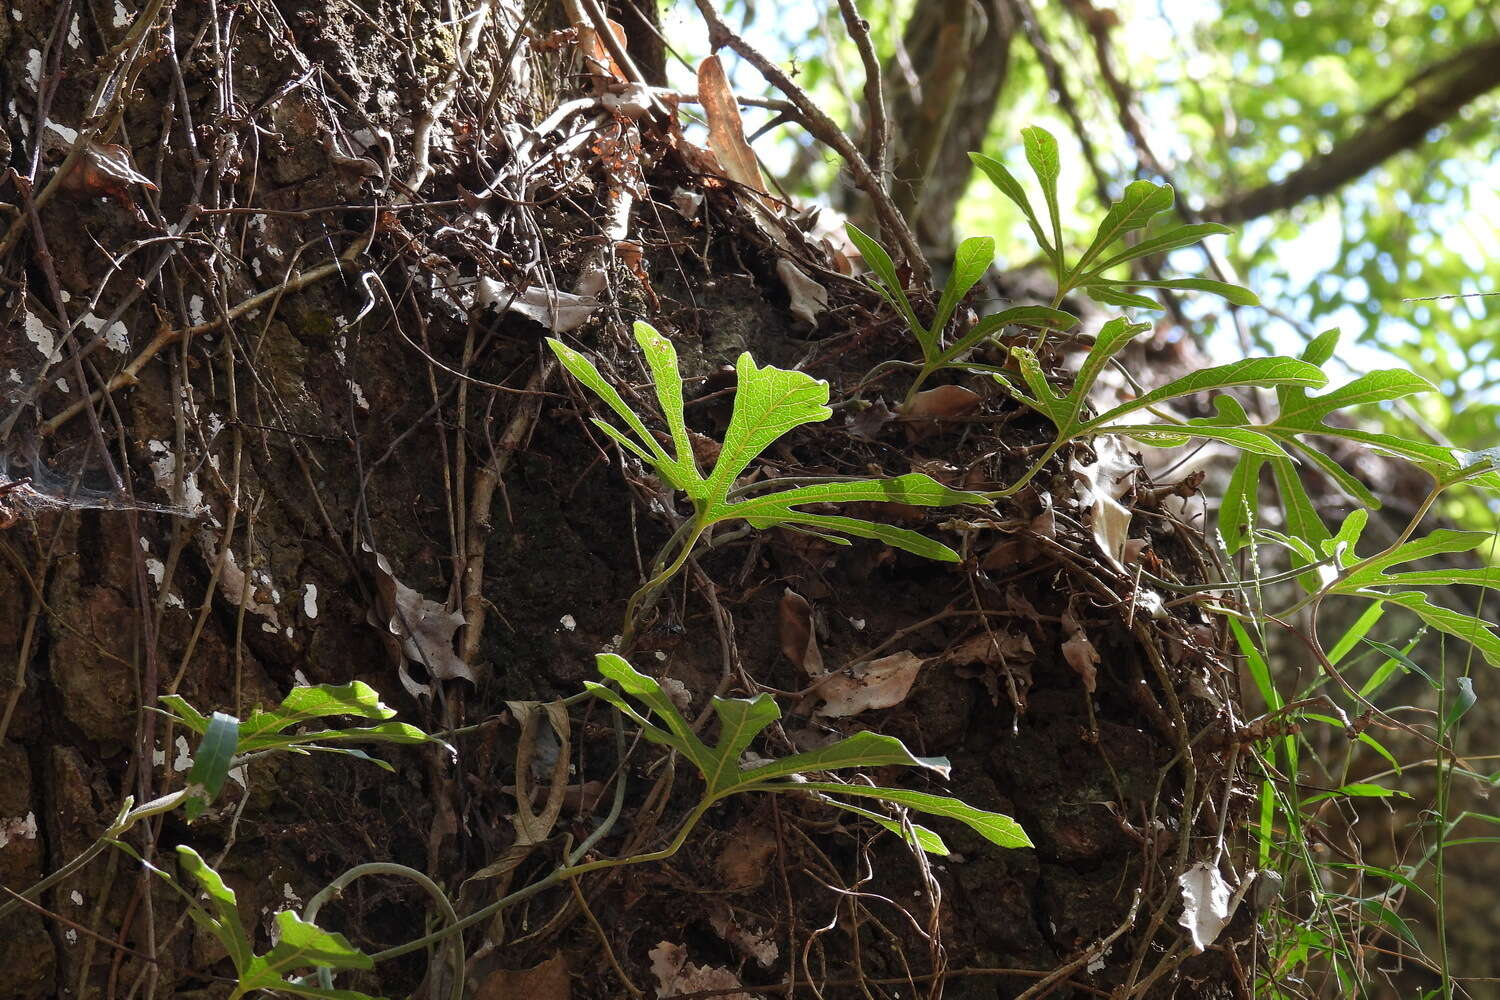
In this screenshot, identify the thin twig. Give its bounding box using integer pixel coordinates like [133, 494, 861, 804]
[835, 0, 889, 185]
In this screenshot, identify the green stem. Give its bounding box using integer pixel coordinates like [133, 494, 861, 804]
[366, 795, 720, 965]
[301, 862, 464, 1000]
[983, 437, 1067, 500]
[621, 516, 707, 647]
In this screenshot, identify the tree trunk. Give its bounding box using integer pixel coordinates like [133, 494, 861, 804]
[0, 2, 1249, 997]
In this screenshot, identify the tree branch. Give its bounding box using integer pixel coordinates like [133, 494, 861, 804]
[1209, 35, 1500, 224]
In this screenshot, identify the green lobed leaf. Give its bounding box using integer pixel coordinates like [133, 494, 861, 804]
[703, 696, 781, 795]
[746, 510, 965, 561]
[1289, 441, 1380, 510]
[1277, 370, 1436, 428]
[175, 846, 253, 969]
[792, 782, 1032, 849]
[1116, 424, 1287, 457]
[183, 712, 238, 822]
[934, 305, 1079, 369]
[546, 337, 678, 484]
[1358, 567, 1500, 591]
[845, 222, 925, 336]
[968, 151, 1054, 257]
[1218, 452, 1264, 555]
[737, 729, 951, 786]
[727, 473, 986, 515]
[631, 321, 703, 496]
[1087, 223, 1233, 274]
[1266, 458, 1334, 591]
[1021, 126, 1063, 257]
[158, 694, 210, 734]
[1325, 509, 1369, 565]
[1083, 285, 1165, 311]
[824, 798, 950, 855]
[1086, 357, 1325, 428]
[1368, 592, 1500, 669]
[704, 354, 832, 505]
[1302, 329, 1341, 367]
[1004, 346, 1067, 423]
[594, 654, 712, 771]
[237, 682, 397, 743]
[1335, 528, 1493, 591]
[237, 722, 438, 755]
[1096, 277, 1259, 307]
[1076, 181, 1174, 272]
[241, 911, 375, 992]
[1064, 318, 1154, 427]
[927, 236, 996, 353]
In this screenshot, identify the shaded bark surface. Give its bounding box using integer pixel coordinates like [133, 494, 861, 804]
[0, 2, 1249, 997]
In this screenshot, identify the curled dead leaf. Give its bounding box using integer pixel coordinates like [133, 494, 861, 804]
[697, 55, 770, 201]
[709, 900, 780, 968]
[814, 651, 925, 718]
[906, 384, 982, 420]
[716, 819, 779, 890]
[1060, 609, 1098, 693]
[778, 588, 824, 675]
[649, 942, 751, 1000]
[54, 137, 158, 212]
[776, 258, 827, 327]
[361, 542, 475, 697]
[476, 952, 571, 1000]
[846, 400, 896, 441]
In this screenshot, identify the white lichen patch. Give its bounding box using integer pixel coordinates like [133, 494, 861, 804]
[172, 735, 193, 772]
[303, 583, 319, 619]
[23, 310, 60, 362]
[0, 812, 38, 848]
[146, 440, 206, 511]
[82, 313, 130, 353]
[202, 535, 281, 627]
[45, 121, 79, 144]
[113, 1, 130, 27]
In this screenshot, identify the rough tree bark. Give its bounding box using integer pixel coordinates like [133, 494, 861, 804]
[1, 2, 1251, 998]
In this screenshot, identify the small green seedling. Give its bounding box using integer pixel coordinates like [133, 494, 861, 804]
[991, 314, 1327, 496]
[969, 124, 1258, 312]
[549, 322, 987, 639]
[159, 681, 446, 820]
[586, 653, 1031, 855]
[844, 222, 1079, 406]
[145, 846, 383, 1000]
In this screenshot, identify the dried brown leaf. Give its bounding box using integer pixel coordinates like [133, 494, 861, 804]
[778, 588, 824, 675]
[649, 942, 751, 1000]
[697, 55, 768, 200]
[814, 651, 925, 718]
[715, 820, 779, 889]
[476, 952, 571, 1000]
[362, 542, 475, 695]
[847, 400, 896, 441]
[776, 258, 827, 327]
[56, 138, 157, 211]
[906, 384, 982, 420]
[1060, 609, 1099, 693]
